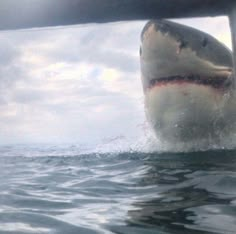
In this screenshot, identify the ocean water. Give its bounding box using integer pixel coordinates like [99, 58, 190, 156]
[0, 145, 236, 234]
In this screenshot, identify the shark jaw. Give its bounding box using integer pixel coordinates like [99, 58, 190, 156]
[140, 20, 235, 146]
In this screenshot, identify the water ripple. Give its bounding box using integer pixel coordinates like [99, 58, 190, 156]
[0, 147, 235, 233]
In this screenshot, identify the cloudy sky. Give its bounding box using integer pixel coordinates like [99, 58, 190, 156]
[0, 16, 231, 146]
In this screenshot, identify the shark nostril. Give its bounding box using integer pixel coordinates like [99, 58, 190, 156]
[179, 40, 188, 49]
[177, 40, 188, 54]
[139, 47, 142, 56]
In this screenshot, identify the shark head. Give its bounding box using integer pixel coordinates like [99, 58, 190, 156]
[140, 20, 233, 92]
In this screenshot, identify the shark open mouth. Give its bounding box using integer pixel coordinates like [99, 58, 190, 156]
[149, 74, 231, 89]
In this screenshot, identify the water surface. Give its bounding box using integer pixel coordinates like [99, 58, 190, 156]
[0, 145, 236, 233]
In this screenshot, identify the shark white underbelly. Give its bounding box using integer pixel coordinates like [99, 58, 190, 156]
[140, 20, 236, 146]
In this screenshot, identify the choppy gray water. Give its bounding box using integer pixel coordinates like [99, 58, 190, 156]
[0, 145, 236, 234]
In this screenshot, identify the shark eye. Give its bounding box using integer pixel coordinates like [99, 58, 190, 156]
[202, 38, 208, 47]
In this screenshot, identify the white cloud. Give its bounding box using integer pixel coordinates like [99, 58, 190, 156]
[0, 17, 232, 145]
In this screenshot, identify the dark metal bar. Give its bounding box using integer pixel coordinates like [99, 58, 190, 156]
[229, 3, 236, 87]
[0, 0, 234, 30]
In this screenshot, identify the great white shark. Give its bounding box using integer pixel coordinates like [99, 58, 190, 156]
[140, 20, 236, 146]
